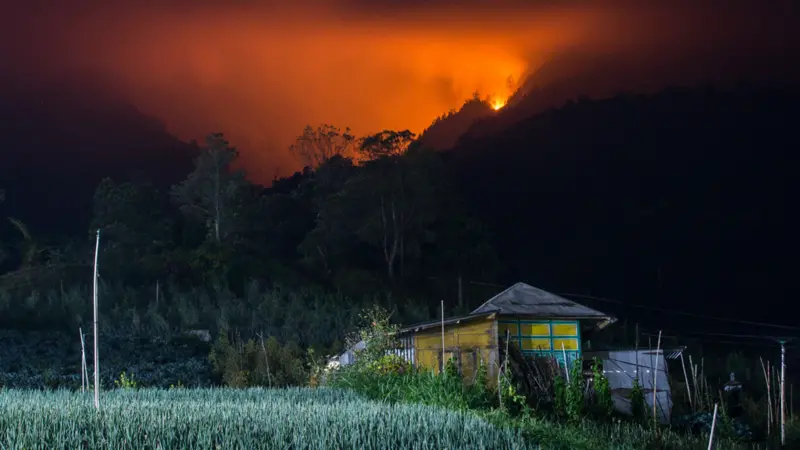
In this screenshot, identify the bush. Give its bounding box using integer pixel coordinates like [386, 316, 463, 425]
[367, 354, 410, 376]
[630, 377, 646, 423]
[592, 358, 614, 420]
[328, 306, 495, 411]
[553, 374, 567, 418]
[208, 331, 306, 387]
[565, 358, 585, 422]
[114, 371, 138, 389]
[498, 360, 527, 415]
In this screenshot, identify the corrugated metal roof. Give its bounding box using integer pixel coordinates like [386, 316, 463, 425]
[472, 282, 612, 320]
[397, 310, 499, 335]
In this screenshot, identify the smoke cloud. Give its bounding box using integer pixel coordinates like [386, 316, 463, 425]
[2, 0, 796, 181]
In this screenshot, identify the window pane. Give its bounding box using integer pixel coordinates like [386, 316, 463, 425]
[521, 338, 551, 351]
[522, 323, 550, 336]
[499, 323, 519, 338]
[552, 323, 578, 336]
[553, 338, 579, 351]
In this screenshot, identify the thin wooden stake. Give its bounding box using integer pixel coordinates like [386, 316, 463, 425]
[781, 341, 786, 447]
[707, 403, 718, 450]
[761, 356, 771, 437]
[257, 332, 273, 388]
[680, 352, 693, 412]
[441, 300, 446, 375]
[498, 329, 511, 410]
[653, 330, 662, 426]
[79, 327, 87, 393]
[634, 324, 640, 393]
[690, 355, 697, 408]
[92, 229, 101, 410]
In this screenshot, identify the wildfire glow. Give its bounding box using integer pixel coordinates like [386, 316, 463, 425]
[4, 2, 789, 182]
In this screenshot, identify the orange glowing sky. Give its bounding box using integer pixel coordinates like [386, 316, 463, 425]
[2, 1, 797, 182]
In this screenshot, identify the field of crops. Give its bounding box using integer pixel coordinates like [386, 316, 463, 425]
[0, 330, 212, 389]
[0, 387, 533, 449]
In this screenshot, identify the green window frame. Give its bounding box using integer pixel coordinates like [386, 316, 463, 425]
[498, 319, 582, 370]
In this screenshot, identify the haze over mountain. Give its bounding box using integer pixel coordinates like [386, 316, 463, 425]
[2, 0, 796, 180]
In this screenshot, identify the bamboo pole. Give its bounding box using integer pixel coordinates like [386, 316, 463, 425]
[79, 327, 87, 393]
[257, 332, 273, 388]
[498, 330, 511, 410]
[634, 324, 640, 396]
[92, 229, 100, 410]
[689, 355, 697, 407]
[653, 330, 662, 426]
[761, 357, 772, 437]
[562, 343, 569, 383]
[781, 341, 786, 447]
[701, 357, 706, 410]
[441, 300, 446, 375]
[680, 352, 693, 412]
[707, 403, 718, 450]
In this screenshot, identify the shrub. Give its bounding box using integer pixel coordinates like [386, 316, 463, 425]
[565, 358, 585, 422]
[329, 306, 495, 412]
[553, 374, 567, 418]
[498, 360, 527, 415]
[349, 305, 399, 365]
[630, 377, 646, 423]
[114, 371, 138, 389]
[368, 354, 409, 376]
[592, 358, 614, 420]
[208, 331, 306, 387]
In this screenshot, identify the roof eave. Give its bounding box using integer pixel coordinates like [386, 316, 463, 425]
[397, 310, 499, 335]
[596, 316, 617, 331]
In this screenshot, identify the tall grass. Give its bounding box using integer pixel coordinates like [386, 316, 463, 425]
[330, 363, 762, 450]
[0, 387, 531, 449]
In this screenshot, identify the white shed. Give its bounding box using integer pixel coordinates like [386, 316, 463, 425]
[584, 348, 683, 424]
[331, 340, 367, 367]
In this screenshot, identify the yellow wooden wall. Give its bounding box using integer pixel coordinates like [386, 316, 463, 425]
[410, 317, 497, 383]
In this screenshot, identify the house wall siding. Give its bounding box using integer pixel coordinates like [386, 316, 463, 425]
[411, 318, 497, 382]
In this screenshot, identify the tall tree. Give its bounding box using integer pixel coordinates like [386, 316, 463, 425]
[289, 124, 356, 169]
[172, 133, 248, 244]
[295, 156, 358, 274]
[356, 131, 435, 279]
[301, 133, 442, 281]
[358, 130, 415, 161]
[91, 178, 175, 281]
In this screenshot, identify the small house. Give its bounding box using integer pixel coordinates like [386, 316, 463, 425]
[393, 282, 615, 381]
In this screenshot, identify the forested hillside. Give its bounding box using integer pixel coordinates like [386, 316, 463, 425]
[450, 85, 798, 325]
[0, 83, 797, 347]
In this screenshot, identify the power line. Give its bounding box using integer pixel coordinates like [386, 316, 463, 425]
[676, 331, 798, 341]
[558, 292, 800, 331]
